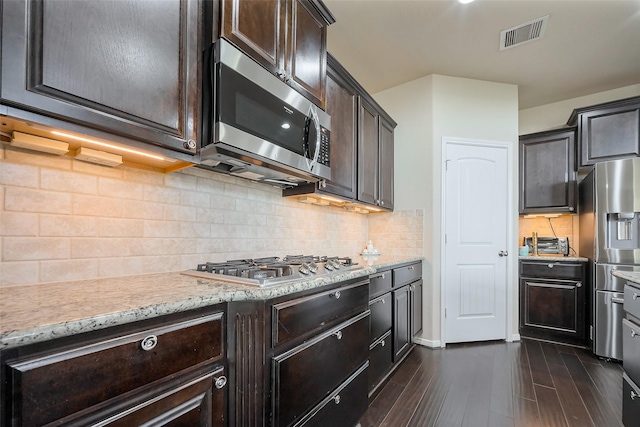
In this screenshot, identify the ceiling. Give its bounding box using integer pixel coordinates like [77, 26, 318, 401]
[324, 0, 640, 110]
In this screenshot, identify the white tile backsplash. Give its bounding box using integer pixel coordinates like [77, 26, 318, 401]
[1, 145, 424, 286]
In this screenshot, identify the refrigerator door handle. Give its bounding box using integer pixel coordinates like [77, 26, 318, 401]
[612, 297, 625, 304]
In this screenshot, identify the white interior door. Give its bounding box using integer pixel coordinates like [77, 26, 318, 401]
[443, 140, 509, 343]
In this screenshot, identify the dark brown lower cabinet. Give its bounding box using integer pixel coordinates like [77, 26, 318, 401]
[411, 279, 423, 338]
[393, 284, 412, 361]
[519, 260, 587, 346]
[368, 331, 393, 390]
[1, 306, 227, 426]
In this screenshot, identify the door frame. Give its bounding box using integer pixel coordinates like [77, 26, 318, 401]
[440, 136, 517, 346]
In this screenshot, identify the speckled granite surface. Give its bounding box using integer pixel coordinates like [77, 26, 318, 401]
[519, 255, 588, 262]
[613, 270, 640, 285]
[0, 257, 423, 350]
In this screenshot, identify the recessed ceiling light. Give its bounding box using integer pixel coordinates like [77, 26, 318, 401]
[458, 0, 475, 3]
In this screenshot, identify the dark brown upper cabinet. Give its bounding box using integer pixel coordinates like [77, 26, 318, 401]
[0, 0, 201, 158]
[519, 128, 577, 215]
[358, 98, 395, 211]
[220, 0, 335, 109]
[567, 96, 640, 170]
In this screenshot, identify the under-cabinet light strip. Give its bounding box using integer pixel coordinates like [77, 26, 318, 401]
[51, 131, 166, 161]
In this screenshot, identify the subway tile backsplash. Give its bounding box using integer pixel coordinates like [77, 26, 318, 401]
[1, 146, 424, 286]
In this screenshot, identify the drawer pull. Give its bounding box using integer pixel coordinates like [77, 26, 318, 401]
[372, 298, 386, 306]
[140, 335, 158, 351]
[371, 272, 386, 280]
[576, 282, 582, 288]
[548, 264, 554, 268]
[333, 394, 341, 404]
[408, 266, 415, 270]
[634, 293, 639, 301]
[632, 390, 639, 400]
[331, 291, 341, 299]
[632, 330, 638, 338]
[380, 339, 385, 347]
[335, 330, 343, 340]
[215, 376, 227, 389]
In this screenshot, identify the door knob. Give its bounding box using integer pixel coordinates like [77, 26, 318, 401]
[498, 250, 508, 257]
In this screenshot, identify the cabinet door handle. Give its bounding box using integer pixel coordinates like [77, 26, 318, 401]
[215, 376, 227, 389]
[371, 272, 386, 280]
[334, 330, 343, 340]
[140, 335, 158, 351]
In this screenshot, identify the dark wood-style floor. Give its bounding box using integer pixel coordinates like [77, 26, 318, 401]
[359, 339, 623, 427]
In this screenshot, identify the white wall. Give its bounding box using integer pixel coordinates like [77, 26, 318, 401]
[375, 74, 519, 346]
[519, 84, 640, 135]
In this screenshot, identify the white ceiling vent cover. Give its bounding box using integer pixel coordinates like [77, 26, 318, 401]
[500, 15, 549, 51]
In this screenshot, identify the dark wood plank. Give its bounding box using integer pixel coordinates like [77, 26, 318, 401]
[511, 341, 536, 400]
[535, 384, 569, 427]
[554, 343, 579, 355]
[581, 359, 623, 418]
[513, 396, 541, 427]
[561, 352, 623, 427]
[525, 339, 555, 387]
[363, 381, 405, 426]
[488, 411, 515, 427]
[388, 347, 423, 386]
[547, 360, 595, 427]
[461, 347, 494, 427]
[541, 341, 565, 368]
[490, 342, 515, 419]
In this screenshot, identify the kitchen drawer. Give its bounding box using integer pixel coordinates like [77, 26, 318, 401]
[272, 279, 369, 347]
[623, 372, 640, 427]
[623, 318, 640, 385]
[294, 362, 369, 427]
[393, 262, 422, 288]
[520, 261, 584, 280]
[6, 311, 224, 427]
[370, 270, 392, 298]
[625, 282, 640, 321]
[272, 311, 369, 427]
[368, 330, 393, 393]
[370, 292, 392, 343]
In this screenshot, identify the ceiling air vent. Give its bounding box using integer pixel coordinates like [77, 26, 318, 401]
[500, 15, 549, 51]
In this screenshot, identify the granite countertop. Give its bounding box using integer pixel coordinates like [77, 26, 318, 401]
[612, 270, 640, 286]
[0, 256, 423, 350]
[519, 255, 589, 262]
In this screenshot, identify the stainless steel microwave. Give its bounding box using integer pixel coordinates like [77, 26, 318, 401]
[199, 39, 331, 187]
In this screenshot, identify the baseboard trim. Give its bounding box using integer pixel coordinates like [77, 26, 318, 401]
[415, 337, 442, 348]
[510, 333, 521, 342]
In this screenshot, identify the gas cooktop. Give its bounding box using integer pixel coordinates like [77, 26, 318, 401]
[181, 255, 363, 287]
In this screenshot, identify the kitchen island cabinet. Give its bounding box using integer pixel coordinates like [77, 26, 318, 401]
[519, 259, 587, 346]
[220, 0, 335, 109]
[567, 96, 640, 170]
[519, 128, 577, 214]
[0, 0, 200, 159]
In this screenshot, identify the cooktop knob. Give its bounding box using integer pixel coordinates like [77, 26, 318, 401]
[299, 263, 311, 275]
[324, 262, 334, 271]
[308, 262, 318, 273]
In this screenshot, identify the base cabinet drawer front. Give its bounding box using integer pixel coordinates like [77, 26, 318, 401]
[6, 312, 224, 426]
[368, 331, 393, 393]
[520, 261, 584, 280]
[393, 262, 422, 288]
[522, 280, 580, 332]
[370, 271, 392, 298]
[294, 362, 369, 427]
[625, 283, 640, 320]
[623, 372, 640, 427]
[272, 280, 369, 347]
[89, 366, 227, 427]
[272, 312, 369, 427]
[369, 292, 392, 342]
[623, 318, 640, 385]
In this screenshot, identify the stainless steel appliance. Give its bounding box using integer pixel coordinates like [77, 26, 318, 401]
[182, 255, 362, 287]
[199, 39, 331, 187]
[523, 236, 570, 256]
[579, 157, 640, 360]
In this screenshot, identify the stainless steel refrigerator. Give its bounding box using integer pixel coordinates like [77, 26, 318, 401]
[579, 157, 640, 360]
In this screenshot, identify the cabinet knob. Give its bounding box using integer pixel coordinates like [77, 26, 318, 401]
[333, 394, 341, 405]
[331, 291, 341, 299]
[334, 330, 343, 340]
[184, 139, 196, 150]
[634, 293, 639, 301]
[569, 207, 574, 211]
[548, 264, 554, 268]
[632, 329, 638, 338]
[215, 376, 227, 389]
[632, 390, 639, 400]
[576, 282, 582, 288]
[140, 335, 158, 351]
[380, 339, 385, 347]
[408, 266, 414, 270]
